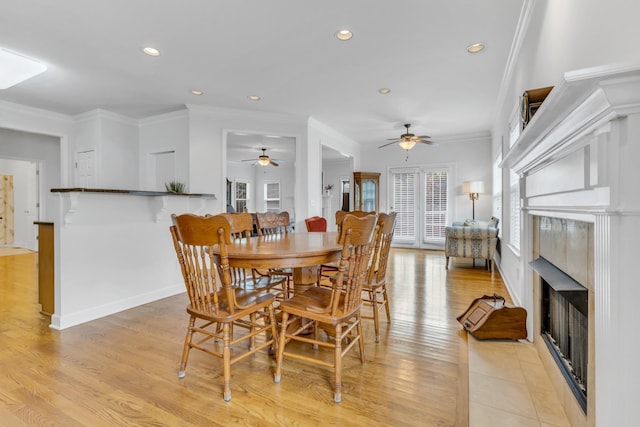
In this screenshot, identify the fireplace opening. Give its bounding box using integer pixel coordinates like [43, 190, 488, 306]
[531, 257, 588, 413]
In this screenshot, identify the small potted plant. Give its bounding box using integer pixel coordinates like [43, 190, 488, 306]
[165, 181, 186, 194]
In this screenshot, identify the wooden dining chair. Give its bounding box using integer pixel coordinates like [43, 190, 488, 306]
[304, 216, 327, 232]
[318, 210, 376, 286]
[255, 211, 293, 298]
[256, 211, 289, 235]
[218, 212, 287, 295]
[335, 210, 376, 235]
[170, 213, 279, 402]
[362, 212, 397, 343]
[274, 214, 377, 403]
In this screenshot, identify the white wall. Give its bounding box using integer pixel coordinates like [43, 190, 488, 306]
[492, 0, 640, 308]
[308, 119, 361, 218]
[73, 110, 139, 189]
[139, 110, 190, 191]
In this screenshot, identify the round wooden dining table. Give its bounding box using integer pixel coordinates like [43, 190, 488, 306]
[220, 231, 342, 292]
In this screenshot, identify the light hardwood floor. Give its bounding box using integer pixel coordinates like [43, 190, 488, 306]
[0, 248, 512, 426]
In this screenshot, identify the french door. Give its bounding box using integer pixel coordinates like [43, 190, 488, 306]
[389, 165, 453, 249]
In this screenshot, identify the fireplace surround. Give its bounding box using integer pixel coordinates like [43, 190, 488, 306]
[501, 64, 640, 427]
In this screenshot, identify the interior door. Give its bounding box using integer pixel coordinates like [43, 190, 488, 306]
[75, 149, 95, 187]
[0, 175, 15, 245]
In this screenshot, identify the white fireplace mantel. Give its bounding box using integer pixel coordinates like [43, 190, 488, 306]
[502, 62, 640, 176]
[501, 63, 640, 427]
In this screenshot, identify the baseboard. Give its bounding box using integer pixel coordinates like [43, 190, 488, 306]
[49, 284, 184, 330]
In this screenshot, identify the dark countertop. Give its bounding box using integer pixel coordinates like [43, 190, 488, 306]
[50, 188, 216, 198]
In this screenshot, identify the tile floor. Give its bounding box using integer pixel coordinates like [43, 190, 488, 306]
[468, 338, 572, 427]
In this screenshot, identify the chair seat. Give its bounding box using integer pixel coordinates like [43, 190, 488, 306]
[278, 288, 361, 324]
[186, 289, 276, 322]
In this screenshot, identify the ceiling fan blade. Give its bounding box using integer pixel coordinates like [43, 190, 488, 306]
[415, 135, 431, 139]
[417, 140, 438, 146]
[270, 159, 279, 166]
[378, 141, 399, 148]
[386, 137, 402, 141]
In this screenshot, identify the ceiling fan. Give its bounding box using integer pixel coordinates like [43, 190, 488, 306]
[242, 148, 280, 166]
[378, 123, 436, 150]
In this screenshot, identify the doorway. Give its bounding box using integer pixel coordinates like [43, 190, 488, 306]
[0, 160, 40, 250]
[389, 165, 454, 249]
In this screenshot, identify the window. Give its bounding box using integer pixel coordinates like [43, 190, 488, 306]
[493, 153, 502, 237]
[264, 181, 280, 212]
[235, 180, 249, 212]
[509, 169, 520, 251]
[423, 169, 449, 243]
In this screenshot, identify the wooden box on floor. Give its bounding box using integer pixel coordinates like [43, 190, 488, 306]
[457, 294, 527, 340]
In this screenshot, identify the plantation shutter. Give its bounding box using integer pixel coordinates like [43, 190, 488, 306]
[390, 169, 417, 242]
[423, 169, 448, 243]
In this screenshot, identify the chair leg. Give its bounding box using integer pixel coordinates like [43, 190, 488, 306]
[274, 312, 289, 384]
[356, 314, 365, 364]
[445, 256, 449, 269]
[249, 312, 256, 350]
[382, 286, 391, 322]
[178, 316, 196, 378]
[222, 323, 232, 402]
[266, 305, 278, 355]
[334, 323, 343, 403]
[371, 291, 380, 343]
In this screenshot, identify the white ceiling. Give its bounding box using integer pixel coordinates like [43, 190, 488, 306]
[0, 1, 524, 150]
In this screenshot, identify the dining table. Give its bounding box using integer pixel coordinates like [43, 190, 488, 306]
[217, 231, 342, 293]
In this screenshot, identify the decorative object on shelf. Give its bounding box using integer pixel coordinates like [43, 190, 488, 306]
[463, 180, 484, 219]
[165, 181, 186, 194]
[324, 184, 333, 197]
[521, 86, 553, 129]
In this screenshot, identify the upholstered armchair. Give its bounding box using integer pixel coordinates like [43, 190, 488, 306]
[444, 217, 499, 271]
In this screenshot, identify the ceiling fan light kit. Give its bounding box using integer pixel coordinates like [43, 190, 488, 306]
[398, 139, 417, 150]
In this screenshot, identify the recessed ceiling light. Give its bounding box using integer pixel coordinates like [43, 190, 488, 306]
[335, 29, 353, 41]
[248, 95, 261, 101]
[191, 89, 203, 95]
[467, 43, 485, 54]
[142, 47, 160, 56]
[378, 88, 391, 95]
[0, 48, 47, 89]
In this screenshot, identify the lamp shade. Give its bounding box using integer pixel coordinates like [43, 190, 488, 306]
[463, 181, 485, 194]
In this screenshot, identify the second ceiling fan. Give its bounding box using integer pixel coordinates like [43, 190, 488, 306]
[379, 123, 437, 150]
[242, 148, 280, 166]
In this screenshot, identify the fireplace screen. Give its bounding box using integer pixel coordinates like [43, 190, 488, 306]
[531, 257, 588, 412]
